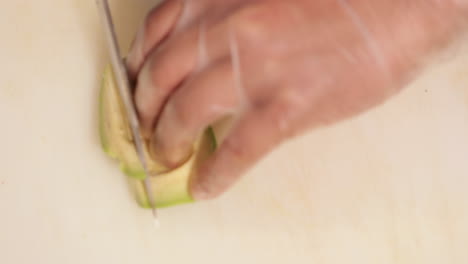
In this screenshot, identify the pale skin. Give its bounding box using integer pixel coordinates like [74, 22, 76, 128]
[126, 0, 468, 200]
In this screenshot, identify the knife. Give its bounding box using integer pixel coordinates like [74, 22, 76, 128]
[96, 0, 159, 225]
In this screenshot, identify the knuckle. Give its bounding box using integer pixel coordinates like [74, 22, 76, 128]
[269, 91, 305, 139]
[229, 4, 274, 44]
[229, 2, 299, 45]
[223, 135, 251, 163]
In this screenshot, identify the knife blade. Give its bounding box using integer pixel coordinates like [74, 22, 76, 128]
[96, 0, 159, 225]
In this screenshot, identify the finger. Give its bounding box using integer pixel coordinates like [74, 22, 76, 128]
[126, 0, 184, 79]
[134, 21, 234, 138]
[134, 28, 200, 138]
[189, 98, 295, 200]
[151, 60, 240, 168]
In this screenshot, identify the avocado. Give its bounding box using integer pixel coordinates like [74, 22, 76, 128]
[99, 65, 217, 208]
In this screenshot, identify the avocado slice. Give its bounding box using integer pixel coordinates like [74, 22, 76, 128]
[99, 65, 217, 208]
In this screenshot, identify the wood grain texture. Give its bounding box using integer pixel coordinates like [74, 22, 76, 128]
[0, 1, 467, 263]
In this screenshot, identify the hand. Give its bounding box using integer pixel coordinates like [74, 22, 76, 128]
[126, 0, 467, 200]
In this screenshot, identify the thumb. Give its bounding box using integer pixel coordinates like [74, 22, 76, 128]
[190, 101, 292, 200]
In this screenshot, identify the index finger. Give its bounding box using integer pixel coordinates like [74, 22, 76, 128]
[126, 0, 184, 79]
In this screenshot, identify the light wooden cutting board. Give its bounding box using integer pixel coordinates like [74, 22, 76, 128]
[1, 1, 468, 263]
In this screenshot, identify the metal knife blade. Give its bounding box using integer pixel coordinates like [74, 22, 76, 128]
[96, 0, 158, 223]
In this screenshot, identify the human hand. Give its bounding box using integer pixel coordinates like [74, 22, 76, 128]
[126, 0, 467, 200]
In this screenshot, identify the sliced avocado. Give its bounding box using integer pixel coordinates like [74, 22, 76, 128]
[98, 67, 117, 158]
[99, 65, 217, 208]
[128, 128, 216, 208]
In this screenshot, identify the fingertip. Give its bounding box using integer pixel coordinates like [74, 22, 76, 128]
[190, 174, 218, 200]
[189, 155, 233, 201]
[189, 105, 287, 202]
[150, 135, 194, 170]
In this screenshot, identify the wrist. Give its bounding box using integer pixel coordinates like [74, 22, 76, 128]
[359, 0, 468, 84]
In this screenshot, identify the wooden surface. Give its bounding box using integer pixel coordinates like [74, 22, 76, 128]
[1, 1, 468, 263]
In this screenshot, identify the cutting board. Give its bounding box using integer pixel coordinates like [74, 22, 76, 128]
[1, 1, 468, 263]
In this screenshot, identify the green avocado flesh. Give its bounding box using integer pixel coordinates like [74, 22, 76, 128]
[99, 65, 217, 208]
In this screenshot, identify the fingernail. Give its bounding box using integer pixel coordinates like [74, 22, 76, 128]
[189, 165, 216, 200]
[190, 181, 212, 200]
[150, 135, 193, 169]
[134, 65, 156, 138]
